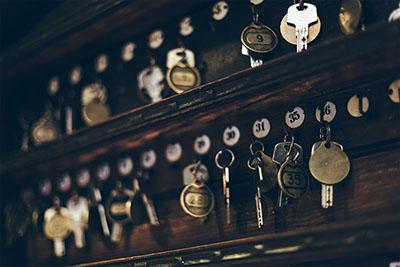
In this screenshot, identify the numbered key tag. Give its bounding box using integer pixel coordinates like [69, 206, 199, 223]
[95, 54, 109, 73]
[277, 156, 309, 199]
[315, 101, 337, 123]
[252, 118, 271, 139]
[194, 134, 211, 155]
[179, 16, 194, 36]
[148, 30, 164, 49]
[38, 178, 52, 197]
[165, 143, 183, 163]
[140, 149, 157, 170]
[388, 79, 400, 104]
[66, 195, 89, 248]
[347, 94, 369, 117]
[48, 76, 60, 96]
[223, 125, 240, 147]
[57, 173, 72, 193]
[212, 1, 229, 21]
[183, 162, 210, 185]
[121, 42, 136, 62]
[76, 168, 91, 188]
[117, 156, 134, 177]
[69, 66, 82, 85]
[167, 61, 201, 94]
[96, 163, 111, 182]
[137, 65, 165, 103]
[241, 22, 278, 54]
[285, 106, 305, 129]
[180, 182, 215, 218]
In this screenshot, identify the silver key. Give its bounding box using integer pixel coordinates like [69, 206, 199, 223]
[91, 186, 110, 236]
[215, 149, 235, 224]
[241, 45, 263, 68]
[287, 3, 318, 52]
[66, 194, 89, 248]
[133, 177, 160, 226]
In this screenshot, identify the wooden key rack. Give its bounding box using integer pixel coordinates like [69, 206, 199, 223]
[0, 0, 399, 266]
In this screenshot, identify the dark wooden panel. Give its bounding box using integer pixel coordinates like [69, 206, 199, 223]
[24, 146, 400, 265]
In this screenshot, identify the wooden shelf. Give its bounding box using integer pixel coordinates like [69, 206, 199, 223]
[74, 215, 400, 266]
[1, 21, 399, 179]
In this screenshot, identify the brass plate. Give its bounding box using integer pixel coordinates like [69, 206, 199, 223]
[280, 14, 321, 45]
[82, 101, 111, 126]
[240, 23, 278, 53]
[339, 0, 363, 35]
[180, 183, 215, 218]
[309, 141, 351, 185]
[166, 62, 201, 94]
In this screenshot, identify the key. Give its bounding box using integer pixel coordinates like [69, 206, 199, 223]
[90, 186, 110, 236]
[133, 177, 160, 226]
[43, 199, 73, 257]
[66, 194, 89, 248]
[241, 3, 278, 68]
[309, 140, 350, 208]
[215, 149, 235, 224]
[287, 2, 318, 52]
[183, 161, 210, 186]
[247, 141, 278, 227]
[105, 182, 136, 243]
[272, 138, 304, 165]
[388, 2, 400, 22]
[137, 65, 165, 103]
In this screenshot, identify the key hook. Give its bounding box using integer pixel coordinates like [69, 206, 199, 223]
[215, 149, 235, 169]
[285, 135, 295, 157]
[319, 123, 332, 145]
[250, 141, 265, 155]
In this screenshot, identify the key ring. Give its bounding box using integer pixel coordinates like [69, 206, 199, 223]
[215, 149, 235, 169]
[249, 141, 265, 155]
[319, 123, 331, 145]
[247, 153, 263, 170]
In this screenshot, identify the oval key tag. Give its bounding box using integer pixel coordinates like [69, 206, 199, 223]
[117, 156, 134, 177]
[252, 118, 271, 139]
[194, 135, 211, 155]
[347, 94, 369, 117]
[148, 30, 164, 49]
[76, 168, 91, 188]
[223, 125, 240, 147]
[95, 54, 109, 73]
[179, 16, 194, 36]
[167, 61, 201, 94]
[69, 65, 82, 85]
[57, 173, 72, 193]
[180, 182, 215, 218]
[140, 149, 157, 170]
[388, 79, 400, 103]
[241, 23, 278, 53]
[121, 42, 136, 62]
[39, 178, 52, 197]
[277, 158, 309, 199]
[285, 106, 305, 129]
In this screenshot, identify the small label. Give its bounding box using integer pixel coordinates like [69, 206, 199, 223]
[252, 118, 271, 139]
[388, 79, 400, 104]
[69, 66, 82, 85]
[194, 134, 211, 155]
[347, 95, 369, 117]
[95, 54, 109, 73]
[315, 101, 337, 123]
[57, 173, 72, 193]
[48, 76, 60, 95]
[212, 1, 229, 21]
[148, 30, 164, 49]
[140, 149, 157, 169]
[76, 169, 91, 187]
[117, 157, 134, 176]
[285, 106, 305, 128]
[96, 163, 111, 181]
[165, 143, 183, 163]
[39, 178, 52, 196]
[223, 125, 240, 146]
[121, 42, 136, 62]
[179, 16, 194, 36]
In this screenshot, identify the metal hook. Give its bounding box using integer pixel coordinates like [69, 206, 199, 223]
[285, 135, 295, 158]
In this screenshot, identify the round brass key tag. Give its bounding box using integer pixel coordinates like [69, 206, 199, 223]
[339, 0, 363, 35]
[31, 110, 60, 145]
[180, 182, 215, 218]
[241, 23, 278, 53]
[280, 14, 321, 45]
[248, 151, 278, 193]
[82, 101, 111, 126]
[277, 157, 308, 199]
[105, 190, 134, 224]
[43, 207, 73, 240]
[167, 61, 201, 94]
[309, 141, 350, 185]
